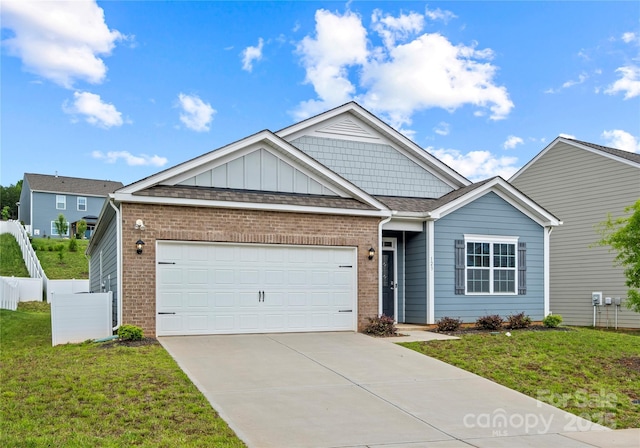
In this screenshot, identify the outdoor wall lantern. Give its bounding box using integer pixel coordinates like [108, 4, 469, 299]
[136, 239, 145, 255]
[368, 247, 375, 260]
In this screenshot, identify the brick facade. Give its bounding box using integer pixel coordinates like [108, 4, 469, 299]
[120, 203, 380, 336]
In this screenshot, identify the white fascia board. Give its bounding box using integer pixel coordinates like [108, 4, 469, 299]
[510, 137, 640, 182]
[32, 190, 109, 198]
[112, 192, 392, 218]
[430, 178, 561, 227]
[277, 103, 470, 188]
[383, 218, 424, 232]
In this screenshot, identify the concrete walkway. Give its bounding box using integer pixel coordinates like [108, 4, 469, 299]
[159, 332, 636, 448]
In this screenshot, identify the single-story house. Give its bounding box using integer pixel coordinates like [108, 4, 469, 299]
[18, 173, 123, 238]
[510, 137, 640, 328]
[87, 102, 560, 336]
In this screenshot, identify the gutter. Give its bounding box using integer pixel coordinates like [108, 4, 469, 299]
[109, 199, 122, 332]
[377, 212, 395, 315]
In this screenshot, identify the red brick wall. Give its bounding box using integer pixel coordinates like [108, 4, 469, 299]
[120, 203, 380, 335]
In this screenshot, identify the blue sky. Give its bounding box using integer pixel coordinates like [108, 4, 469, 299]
[2, 1, 639, 187]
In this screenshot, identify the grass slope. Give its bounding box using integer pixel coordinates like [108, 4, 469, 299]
[402, 328, 640, 429]
[31, 238, 90, 279]
[0, 303, 246, 447]
[0, 233, 29, 277]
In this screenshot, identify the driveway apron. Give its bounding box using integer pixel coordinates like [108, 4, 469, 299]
[160, 332, 610, 448]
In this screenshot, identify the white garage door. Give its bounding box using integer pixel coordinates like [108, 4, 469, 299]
[156, 242, 357, 336]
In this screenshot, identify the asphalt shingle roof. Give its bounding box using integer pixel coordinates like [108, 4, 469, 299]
[568, 139, 640, 164]
[25, 173, 123, 196]
[133, 185, 378, 210]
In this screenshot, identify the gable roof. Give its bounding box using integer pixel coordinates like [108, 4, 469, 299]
[24, 173, 123, 197]
[378, 177, 560, 227]
[114, 129, 390, 216]
[276, 102, 471, 189]
[510, 137, 640, 182]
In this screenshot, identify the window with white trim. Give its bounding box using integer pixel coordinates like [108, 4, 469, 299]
[465, 236, 517, 295]
[51, 220, 70, 237]
[56, 195, 66, 210]
[77, 197, 87, 211]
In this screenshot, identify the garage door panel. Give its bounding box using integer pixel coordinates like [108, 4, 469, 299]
[157, 242, 356, 336]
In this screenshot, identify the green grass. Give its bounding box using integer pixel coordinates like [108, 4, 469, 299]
[402, 328, 640, 429]
[0, 233, 29, 277]
[31, 237, 90, 279]
[0, 303, 246, 447]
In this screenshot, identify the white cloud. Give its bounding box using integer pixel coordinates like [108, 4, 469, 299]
[92, 150, 168, 167]
[177, 93, 216, 132]
[1, 0, 124, 88]
[503, 135, 523, 150]
[559, 133, 576, 139]
[561, 72, 588, 89]
[63, 91, 124, 128]
[429, 147, 519, 181]
[294, 9, 513, 126]
[433, 121, 450, 136]
[622, 32, 637, 44]
[601, 129, 640, 153]
[241, 38, 264, 72]
[605, 65, 640, 99]
[424, 6, 457, 23]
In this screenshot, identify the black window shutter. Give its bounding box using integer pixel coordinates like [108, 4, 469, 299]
[518, 242, 527, 295]
[455, 240, 465, 295]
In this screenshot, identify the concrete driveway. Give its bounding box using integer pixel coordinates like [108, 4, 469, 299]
[159, 332, 616, 448]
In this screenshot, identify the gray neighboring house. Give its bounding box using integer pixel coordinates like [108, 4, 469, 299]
[18, 173, 123, 239]
[510, 137, 640, 328]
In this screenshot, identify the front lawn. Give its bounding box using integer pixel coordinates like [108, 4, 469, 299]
[0, 303, 245, 447]
[402, 327, 640, 429]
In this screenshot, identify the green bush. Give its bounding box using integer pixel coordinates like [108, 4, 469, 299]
[476, 314, 503, 330]
[435, 316, 462, 332]
[68, 236, 78, 252]
[363, 314, 397, 337]
[506, 312, 532, 329]
[117, 324, 144, 341]
[543, 314, 563, 328]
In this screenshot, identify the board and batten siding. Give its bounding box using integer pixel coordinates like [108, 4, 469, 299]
[88, 206, 118, 325]
[511, 142, 640, 328]
[434, 192, 545, 322]
[291, 136, 455, 198]
[404, 225, 428, 323]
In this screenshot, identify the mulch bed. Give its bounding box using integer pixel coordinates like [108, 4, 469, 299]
[96, 337, 160, 348]
[429, 325, 573, 336]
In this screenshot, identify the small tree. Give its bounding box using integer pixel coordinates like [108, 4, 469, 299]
[54, 213, 68, 238]
[1, 206, 9, 220]
[597, 200, 640, 312]
[76, 219, 87, 239]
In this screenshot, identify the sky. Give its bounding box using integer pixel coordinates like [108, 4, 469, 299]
[2, 1, 639, 188]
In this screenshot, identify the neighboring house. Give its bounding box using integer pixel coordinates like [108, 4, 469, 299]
[87, 102, 559, 337]
[18, 173, 123, 239]
[510, 137, 640, 328]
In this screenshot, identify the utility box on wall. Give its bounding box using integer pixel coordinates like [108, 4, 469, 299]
[592, 292, 602, 306]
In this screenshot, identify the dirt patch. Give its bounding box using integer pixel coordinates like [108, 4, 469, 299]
[619, 357, 640, 374]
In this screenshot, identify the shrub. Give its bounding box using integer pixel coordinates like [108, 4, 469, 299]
[117, 324, 144, 341]
[68, 236, 78, 252]
[476, 314, 503, 330]
[506, 312, 532, 329]
[363, 314, 397, 337]
[543, 314, 563, 328]
[435, 316, 462, 332]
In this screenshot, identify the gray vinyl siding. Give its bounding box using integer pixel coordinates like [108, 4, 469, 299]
[88, 207, 118, 313]
[404, 224, 428, 323]
[434, 192, 545, 322]
[511, 142, 640, 328]
[29, 192, 107, 238]
[291, 136, 455, 198]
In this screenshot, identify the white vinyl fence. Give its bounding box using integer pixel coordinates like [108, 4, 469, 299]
[47, 279, 90, 303]
[0, 277, 19, 311]
[51, 292, 112, 346]
[0, 277, 43, 309]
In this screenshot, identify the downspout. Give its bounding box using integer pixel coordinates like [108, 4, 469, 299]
[426, 219, 435, 324]
[543, 226, 553, 317]
[378, 212, 394, 315]
[109, 198, 122, 332]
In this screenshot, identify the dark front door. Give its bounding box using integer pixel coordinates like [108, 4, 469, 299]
[382, 250, 395, 317]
